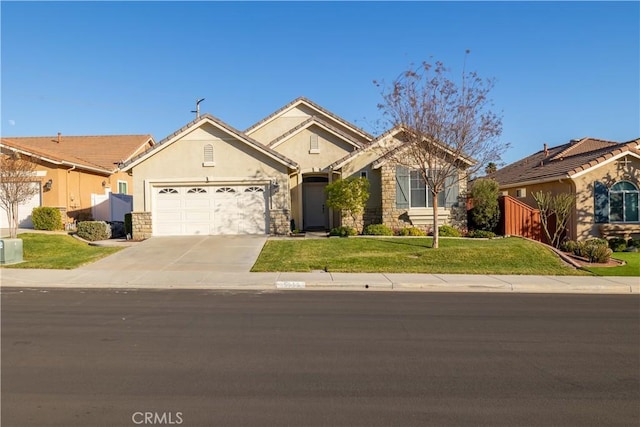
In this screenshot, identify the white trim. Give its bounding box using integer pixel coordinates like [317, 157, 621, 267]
[269, 118, 362, 150]
[124, 117, 297, 171]
[247, 99, 372, 141]
[570, 150, 640, 179]
[117, 180, 128, 194]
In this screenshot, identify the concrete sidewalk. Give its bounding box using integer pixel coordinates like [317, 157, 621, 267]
[1, 268, 637, 294]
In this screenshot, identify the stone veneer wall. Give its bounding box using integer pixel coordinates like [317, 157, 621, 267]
[131, 212, 152, 240]
[341, 207, 382, 232]
[269, 209, 290, 235]
[380, 164, 416, 230]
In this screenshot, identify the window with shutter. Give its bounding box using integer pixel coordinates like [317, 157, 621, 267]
[609, 181, 639, 223]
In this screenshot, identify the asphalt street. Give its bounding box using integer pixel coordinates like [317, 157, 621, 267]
[1, 289, 638, 427]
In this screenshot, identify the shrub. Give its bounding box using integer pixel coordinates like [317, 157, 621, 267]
[467, 230, 496, 239]
[559, 240, 579, 254]
[31, 207, 63, 231]
[574, 239, 611, 263]
[124, 213, 132, 237]
[628, 239, 640, 249]
[468, 178, 500, 232]
[329, 226, 357, 237]
[363, 224, 393, 236]
[77, 221, 111, 241]
[438, 225, 461, 237]
[397, 227, 422, 236]
[608, 237, 628, 253]
[583, 243, 612, 263]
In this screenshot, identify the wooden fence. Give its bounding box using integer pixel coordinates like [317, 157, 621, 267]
[497, 196, 544, 243]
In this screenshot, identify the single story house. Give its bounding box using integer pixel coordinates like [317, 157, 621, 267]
[0, 134, 155, 228]
[122, 97, 468, 238]
[488, 137, 640, 241]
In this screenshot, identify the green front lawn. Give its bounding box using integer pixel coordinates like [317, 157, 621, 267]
[1, 233, 122, 269]
[583, 252, 640, 277]
[252, 237, 588, 275]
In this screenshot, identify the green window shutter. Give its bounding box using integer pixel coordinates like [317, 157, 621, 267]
[396, 166, 410, 209]
[594, 181, 609, 223]
[444, 172, 459, 208]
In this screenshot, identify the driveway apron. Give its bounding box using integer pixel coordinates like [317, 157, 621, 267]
[79, 236, 268, 273]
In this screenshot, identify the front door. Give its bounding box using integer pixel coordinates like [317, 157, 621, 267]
[303, 181, 329, 230]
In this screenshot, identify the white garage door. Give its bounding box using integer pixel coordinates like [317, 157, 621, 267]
[0, 183, 41, 229]
[153, 185, 268, 236]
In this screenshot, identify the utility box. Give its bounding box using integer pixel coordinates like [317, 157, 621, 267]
[0, 238, 24, 265]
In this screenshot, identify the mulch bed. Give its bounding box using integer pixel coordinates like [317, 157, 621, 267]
[564, 253, 624, 268]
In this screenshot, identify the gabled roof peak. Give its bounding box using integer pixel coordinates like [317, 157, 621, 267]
[245, 96, 374, 141]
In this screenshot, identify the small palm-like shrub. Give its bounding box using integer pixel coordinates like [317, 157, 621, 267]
[32, 207, 63, 231]
[363, 224, 393, 236]
[577, 239, 611, 263]
[77, 221, 111, 241]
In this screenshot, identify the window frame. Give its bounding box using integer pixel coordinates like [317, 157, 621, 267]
[117, 180, 128, 194]
[403, 169, 453, 209]
[609, 180, 639, 223]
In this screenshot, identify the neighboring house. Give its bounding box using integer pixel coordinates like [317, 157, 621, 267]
[0, 134, 155, 228]
[123, 97, 467, 238]
[488, 137, 640, 241]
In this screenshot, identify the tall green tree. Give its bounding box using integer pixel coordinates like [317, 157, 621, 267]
[469, 178, 501, 231]
[325, 177, 370, 234]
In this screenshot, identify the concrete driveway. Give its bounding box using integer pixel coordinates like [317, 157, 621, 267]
[79, 235, 268, 273]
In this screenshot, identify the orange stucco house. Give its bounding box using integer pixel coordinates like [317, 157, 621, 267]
[0, 134, 154, 228]
[489, 137, 640, 241]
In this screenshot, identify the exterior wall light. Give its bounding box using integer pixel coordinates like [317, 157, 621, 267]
[43, 179, 53, 191]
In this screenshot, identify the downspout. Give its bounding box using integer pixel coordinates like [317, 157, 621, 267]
[565, 178, 578, 241]
[557, 177, 576, 241]
[66, 165, 76, 224]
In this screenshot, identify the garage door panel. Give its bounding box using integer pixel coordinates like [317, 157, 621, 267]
[185, 199, 210, 209]
[184, 211, 211, 221]
[0, 183, 41, 229]
[154, 184, 268, 236]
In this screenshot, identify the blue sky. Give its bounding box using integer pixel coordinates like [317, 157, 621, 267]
[1, 1, 638, 165]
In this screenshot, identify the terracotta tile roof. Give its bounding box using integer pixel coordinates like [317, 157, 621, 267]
[488, 137, 640, 187]
[267, 115, 365, 148]
[0, 134, 154, 174]
[123, 113, 298, 170]
[245, 97, 374, 141]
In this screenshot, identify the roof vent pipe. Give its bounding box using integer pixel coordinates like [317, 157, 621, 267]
[57, 132, 61, 143]
[543, 143, 548, 157]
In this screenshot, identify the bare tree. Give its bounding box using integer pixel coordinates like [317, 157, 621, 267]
[532, 191, 576, 248]
[375, 53, 507, 248]
[0, 151, 40, 238]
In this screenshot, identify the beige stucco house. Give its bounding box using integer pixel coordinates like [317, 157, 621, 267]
[123, 97, 467, 238]
[0, 134, 154, 228]
[489, 137, 640, 241]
